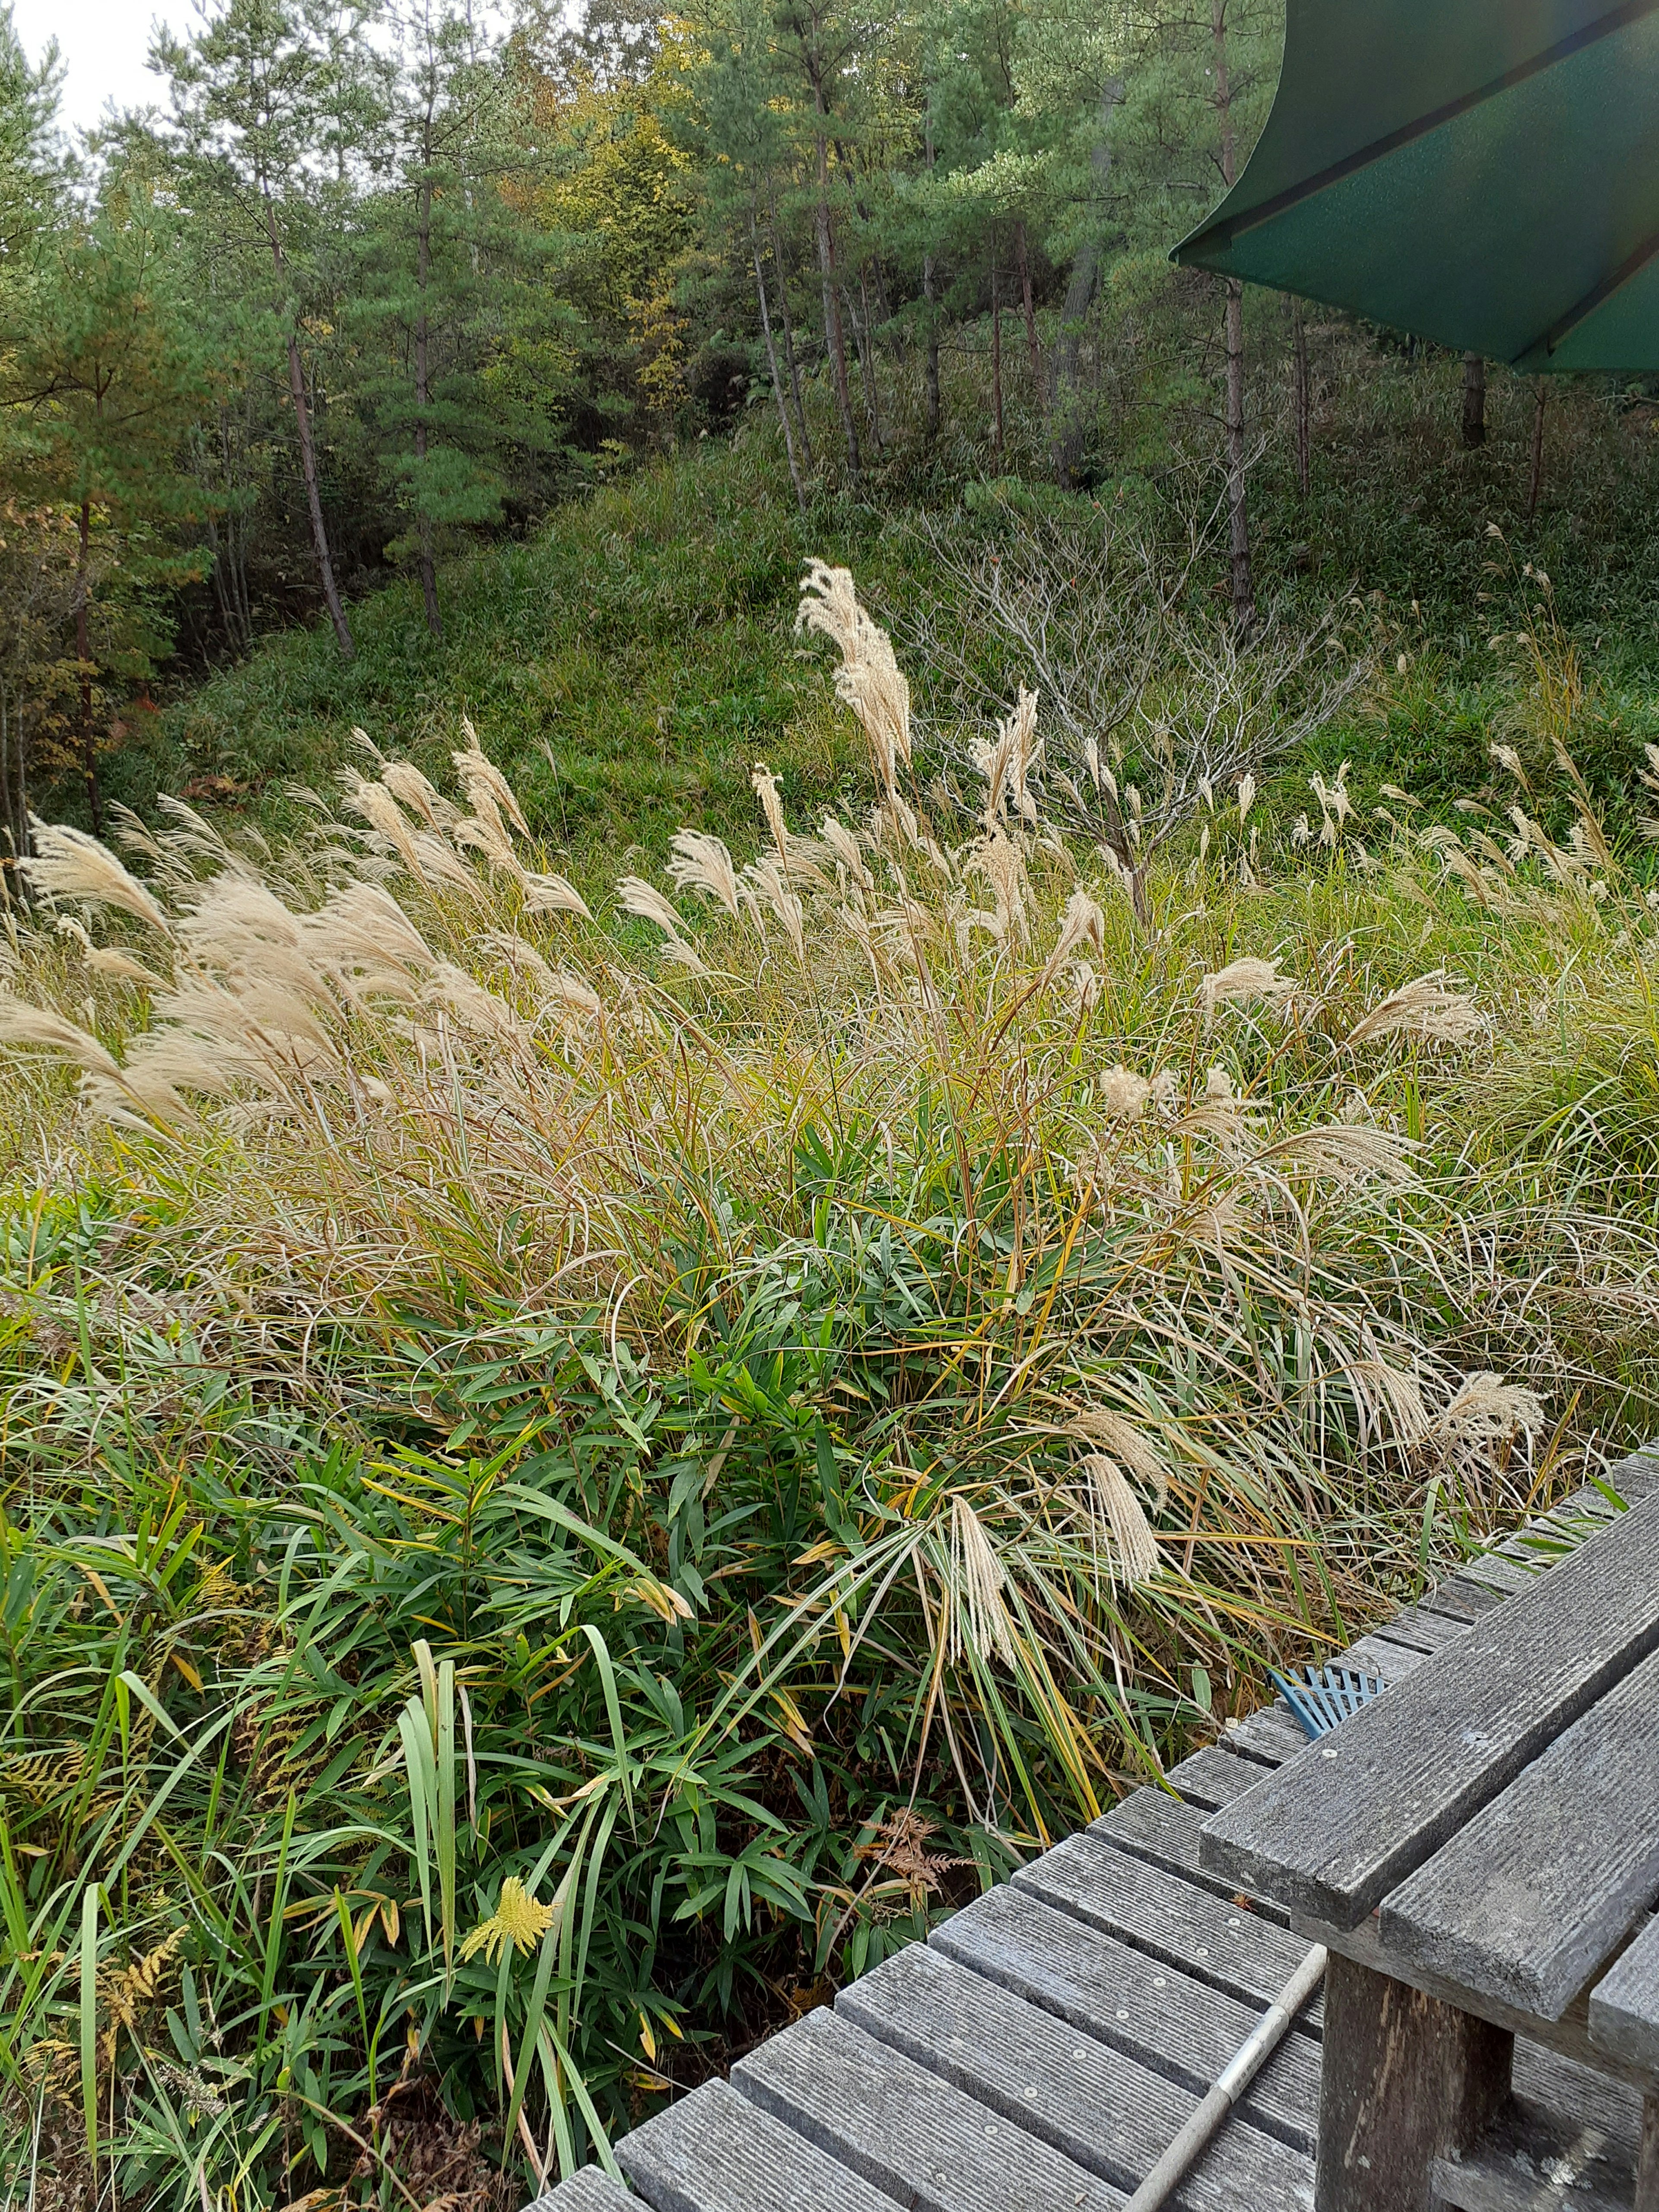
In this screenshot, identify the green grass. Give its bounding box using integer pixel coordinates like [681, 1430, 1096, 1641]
[63, 324, 1659, 887]
[8, 322, 1659, 2212]
[6, 729, 1659, 2209]
[95, 454, 853, 875]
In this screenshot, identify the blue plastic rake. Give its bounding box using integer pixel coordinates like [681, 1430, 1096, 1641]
[1268, 1665, 1388, 1741]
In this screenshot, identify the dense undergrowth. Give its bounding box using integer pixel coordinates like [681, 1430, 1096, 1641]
[70, 329, 1659, 869]
[3, 548, 1659, 2211]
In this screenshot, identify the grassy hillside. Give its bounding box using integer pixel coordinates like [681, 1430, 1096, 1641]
[5, 340, 1659, 2212]
[81, 339, 1659, 882]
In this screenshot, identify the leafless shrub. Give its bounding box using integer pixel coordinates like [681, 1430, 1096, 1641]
[896, 495, 1363, 921]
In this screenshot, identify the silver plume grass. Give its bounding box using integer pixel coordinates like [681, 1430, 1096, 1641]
[21, 821, 173, 935]
[947, 1495, 1017, 1667]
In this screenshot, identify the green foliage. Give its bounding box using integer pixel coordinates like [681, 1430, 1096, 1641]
[0, 0, 59, 261]
[347, 3, 569, 630]
[3, 555, 1659, 2208]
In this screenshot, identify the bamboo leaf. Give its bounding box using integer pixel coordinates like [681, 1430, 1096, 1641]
[79, 1884, 99, 2176]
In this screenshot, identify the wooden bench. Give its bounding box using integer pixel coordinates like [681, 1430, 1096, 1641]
[1199, 1464, 1659, 2212]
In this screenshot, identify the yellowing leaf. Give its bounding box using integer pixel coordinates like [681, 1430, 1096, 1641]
[458, 1875, 555, 1964]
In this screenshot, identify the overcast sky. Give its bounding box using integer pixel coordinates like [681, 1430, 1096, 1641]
[11, 0, 176, 134]
[13, 0, 522, 139]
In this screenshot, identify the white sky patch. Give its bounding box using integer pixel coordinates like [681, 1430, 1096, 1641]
[11, 0, 176, 137]
[13, 0, 523, 144]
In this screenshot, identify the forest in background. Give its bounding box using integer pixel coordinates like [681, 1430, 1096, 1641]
[10, 0, 1656, 867]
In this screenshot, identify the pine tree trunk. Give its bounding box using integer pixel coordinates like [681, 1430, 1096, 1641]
[1526, 382, 1548, 520]
[767, 187, 813, 469]
[1224, 279, 1253, 630]
[806, 71, 860, 483]
[216, 403, 253, 653]
[1049, 81, 1121, 484]
[415, 166, 442, 638]
[856, 267, 884, 448]
[753, 212, 808, 514]
[990, 256, 1004, 454]
[1017, 220, 1040, 387]
[1293, 297, 1310, 497]
[75, 495, 102, 839]
[1462, 352, 1487, 448]
[265, 192, 355, 660]
[0, 683, 26, 892]
[1212, 0, 1254, 635]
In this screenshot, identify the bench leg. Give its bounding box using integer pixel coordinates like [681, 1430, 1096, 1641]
[1638, 2095, 1659, 2212]
[1315, 1953, 1513, 2212]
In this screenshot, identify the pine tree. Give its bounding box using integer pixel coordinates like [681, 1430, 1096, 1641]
[154, 0, 390, 660]
[0, 172, 216, 833]
[684, 0, 816, 505]
[0, 3, 69, 868]
[353, 2, 555, 636]
[0, 0, 59, 264]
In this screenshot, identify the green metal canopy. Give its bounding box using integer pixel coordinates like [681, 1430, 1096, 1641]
[1173, 0, 1659, 372]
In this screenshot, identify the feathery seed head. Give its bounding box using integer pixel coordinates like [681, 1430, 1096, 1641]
[1437, 1373, 1547, 1449]
[1348, 1360, 1430, 1446]
[947, 1495, 1016, 1667]
[667, 832, 746, 920]
[380, 761, 449, 829]
[0, 993, 126, 1084]
[21, 822, 173, 935]
[618, 877, 693, 944]
[452, 725, 530, 838]
[751, 763, 790, 859]
[1346, 971, 1481, 1047]
[744, 856, 807, 962]
[1079, 1456, 1161, 1586]
[1100, 1065, 1150, 1120]
[1201, 957, 1292, 1014]
[1256, 1122, 1418, 1187]
[1067, 1411, 1170, 1508]
[820, 815, 874, 890]
[797, 560, 911, 799]
[521, 873, 592, 920]
[1033, 888, 1106, 996]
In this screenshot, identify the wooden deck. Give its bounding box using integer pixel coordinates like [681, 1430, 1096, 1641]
[531, 1446, 1659, 2212]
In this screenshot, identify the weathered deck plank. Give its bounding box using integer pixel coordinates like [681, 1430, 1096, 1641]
[1420, 1570, 1511, 1621]
[524, 2171, 637, 2212]
[1603, 1443, 1659, 1501]
[616, 2078, 893, 2212]
[1015, 1827, 1320, 2014]
[1589, 1911, 1659, 2078]
[1428, 2091, 1637, 2212]
[1163, 1745, 1273, 1809]
[1454, 1548, 1545, 1597]
[1095, 1788, 1294, 1925]
[1379, 1643, 1659, 2018]
[1370, 1602, 1471, 1653]
[1511, 2042, 1646, 2161]
[733, 2004, 1122, 2212]
[1333, 1630, 1428, 1683]
[1221, 1705, 1311, 1765]
[524, 1459, 1657, 2212]
[929, 1879, 1320, 2149]
[1198, 1490, 1659, 1928]
[836, 1942, 1314, 2210]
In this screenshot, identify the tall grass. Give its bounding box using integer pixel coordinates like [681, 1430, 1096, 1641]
[2, 564, 1657, 2212]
